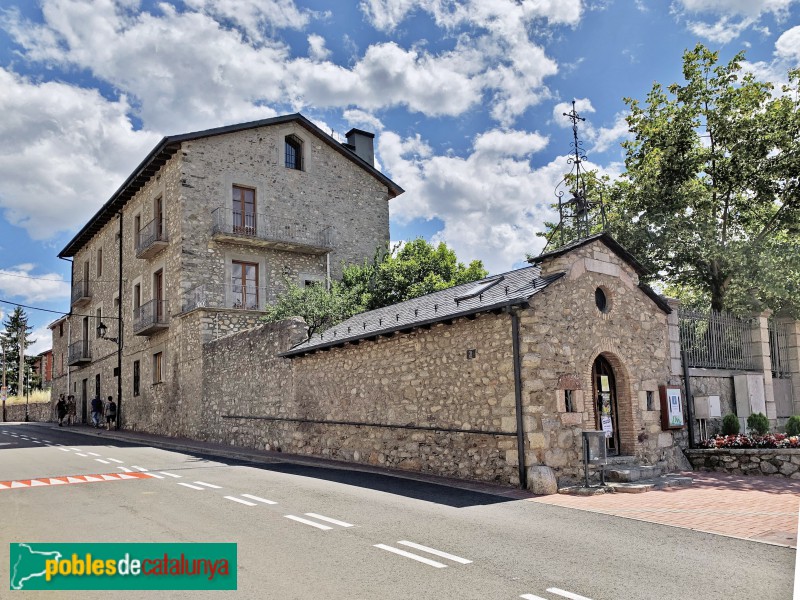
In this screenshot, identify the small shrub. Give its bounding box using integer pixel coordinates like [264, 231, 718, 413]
[721, 413, 740, 435]
[747, 412, 770, 436]
[785, 415, 800, 436]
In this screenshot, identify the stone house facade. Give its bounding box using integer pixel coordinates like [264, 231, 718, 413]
[51, 114, 403, 427]
[142, 234, 691, 492]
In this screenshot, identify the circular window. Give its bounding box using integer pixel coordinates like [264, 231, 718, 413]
[595, 287, 609, 313]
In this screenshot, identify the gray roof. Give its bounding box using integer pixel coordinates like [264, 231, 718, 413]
[281, 265, 564, 357]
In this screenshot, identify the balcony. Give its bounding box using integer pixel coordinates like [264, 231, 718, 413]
[67, 340, 92, 365]
[71, 280, 91, 307]
[211, 208, 334, 255]
[136, 217, 168, 259]
[183, 283, 269, 313]
[133, 299, 170, 336]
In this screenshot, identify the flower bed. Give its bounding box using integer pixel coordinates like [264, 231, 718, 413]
[701, 433, 800, 449]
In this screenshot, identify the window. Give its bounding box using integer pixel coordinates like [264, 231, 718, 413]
[595, 287, 608, 313]
[154, 196, 164, 240]
[646, 390, 655, 411]
[232, 261, 259, 309]
[95, 307, 102, 337]
[133, 215, 141, 251]
[97, 247, 103, 277]
[133, 360, 140, 397]
[232, 185, 256, 235]
[564, 389, 576, 413]
[133, 283, 141, 312]
[59, 323, 63, 337]
[285, 135, 303, 170]
[153, 269, 164, 321]
[153, 352, 163, 384]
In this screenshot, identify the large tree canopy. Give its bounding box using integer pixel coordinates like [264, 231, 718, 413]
[263, 239, 488, 337]
[609, 45, 800, 315]
[1, 306, 36, 396]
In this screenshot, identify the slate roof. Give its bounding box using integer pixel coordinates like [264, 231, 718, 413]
[59, 113, 404, 258]
[281, 265, 564, 357]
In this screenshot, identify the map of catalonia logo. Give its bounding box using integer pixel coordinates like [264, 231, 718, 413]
[10, 543, 237, 590]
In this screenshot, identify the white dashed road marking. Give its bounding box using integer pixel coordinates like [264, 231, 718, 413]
[546, 589, 593, 600]
[304, 513, 354, 528]
[520, 595, 548, 600]
[284, 515, 332, 531]
[373, 544, 447, 568]
[117, 467, 133, 473]
[193, 481, 222, 489]
[240, 494, 277, 505]
[86, 452, 101, 457]
[58, 448, 71, 452]
[159, 472, 181, 478]
[396, 541, 471, 564]
[224, 496, 257, 507]
[95, 459, 110, 465]
[130, 466, 148, 472]
[147, 473, 164, 479]
[106, 458, 124, 464]
[177, 483, 206, 491]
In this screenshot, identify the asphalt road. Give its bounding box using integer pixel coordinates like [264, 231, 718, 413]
[0, 422, 795, 600]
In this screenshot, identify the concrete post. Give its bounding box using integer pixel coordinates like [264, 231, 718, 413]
[750, 310, 777, 423]
[776, 317, 800, 415]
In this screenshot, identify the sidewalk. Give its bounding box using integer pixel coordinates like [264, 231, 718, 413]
[47, 422, 800, 549]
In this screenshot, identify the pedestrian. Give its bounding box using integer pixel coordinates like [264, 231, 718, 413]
[105, 396, 117, 431]
[90, 395, 103, 428]
[66, 395, 76, 426]
[56, 394, 67, 427]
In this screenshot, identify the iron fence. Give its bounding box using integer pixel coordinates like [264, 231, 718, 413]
[70, 280, 90, 304]
[183, 283, 270, 313]
[136, 217, 168, 255]
[133, 299, 169, 334]
[211, 207, 335, 250]
[769, 319, 791, 378]
[678, 309, 758, 370]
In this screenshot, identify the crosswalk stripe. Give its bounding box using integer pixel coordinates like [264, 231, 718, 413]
[240, 494, 277, 505]
[224, 496, 257, 506]
[373, 544, 447, 568]
[304, 513, 354, 528]
[546, 589, 593, 600]
[284, 515, 332, 530]
[396, 541, 471, 564]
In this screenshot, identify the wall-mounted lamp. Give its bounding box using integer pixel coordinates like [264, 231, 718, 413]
[96, 322, 118, 343]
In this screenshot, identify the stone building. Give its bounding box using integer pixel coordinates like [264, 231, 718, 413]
[51, 113, 403, 427]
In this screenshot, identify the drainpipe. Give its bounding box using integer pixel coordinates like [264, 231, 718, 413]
[116, 211, 123, 430]
[326, 251, 331, 291]
[681, 349, 696, 449]
[59, 256, 73, 400]
[510, 308, 528, 489]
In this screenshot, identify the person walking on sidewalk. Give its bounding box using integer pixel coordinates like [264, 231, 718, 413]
[105, 396, 117, 430]
[90, 395, 103, 428]
[56, 394, 67, 427]
[66, 395, 76, 426]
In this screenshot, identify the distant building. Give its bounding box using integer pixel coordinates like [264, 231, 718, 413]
[31, 349, 54, 389]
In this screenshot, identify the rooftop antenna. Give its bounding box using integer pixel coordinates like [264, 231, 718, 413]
[545, 100, 607, 251]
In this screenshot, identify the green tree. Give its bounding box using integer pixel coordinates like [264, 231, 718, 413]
[263, 239, 488, 336]
[342, 238, 488, 311]
[609, 44, 800, 315]
[1, 306, 36, 396]
[261, 281, 360, 340]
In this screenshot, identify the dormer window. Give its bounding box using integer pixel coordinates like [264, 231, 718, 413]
[285, 135, 303, 170]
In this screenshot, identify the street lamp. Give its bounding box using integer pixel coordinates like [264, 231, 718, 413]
[96, 322, 118, 343]
[96, 321, 122, 430]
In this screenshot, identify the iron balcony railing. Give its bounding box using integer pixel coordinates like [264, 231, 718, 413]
[67, 340, 91, 364]
[133, 299, 169, 334]
[211, 208, 335, 251]
[70, 280, 91, 305]
[769, 319, 791, 378]
[183, 283, 270, 313]
[136, 217, 168, 257]
[678, 309, 758, 371]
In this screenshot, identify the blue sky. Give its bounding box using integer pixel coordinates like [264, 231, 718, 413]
[0, 0, 798, 352]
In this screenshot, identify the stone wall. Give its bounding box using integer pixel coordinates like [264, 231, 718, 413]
[3, 402, 53, 423]
[685, 448, 800, 479]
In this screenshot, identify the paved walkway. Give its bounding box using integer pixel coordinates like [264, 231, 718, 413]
[27, 422, 800, 549]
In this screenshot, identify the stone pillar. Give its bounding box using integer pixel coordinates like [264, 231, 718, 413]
[666, 298, 682, 380]
[776, 317, 800, 415]
[750, 310, 777, 423]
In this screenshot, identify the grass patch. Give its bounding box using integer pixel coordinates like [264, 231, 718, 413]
[4, 390, 52, 405]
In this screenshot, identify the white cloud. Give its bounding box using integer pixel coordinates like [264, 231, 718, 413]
[307, 33, 331, 60]
[552, 98, 595, 127]
[674, 0, 799, 42]
[25, 324, 54, 355]
[551, 99, 629, 154]
[0, 68, 160, 240]
[0, 265, 70, 303]
[343, 109, 385, 132]
[592, 113, 630, 153]
[184, 0, 310, 40]
[742, 24, 800, 90]
[775, 25, 800, 62]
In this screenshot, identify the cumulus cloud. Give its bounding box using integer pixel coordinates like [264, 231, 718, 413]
[0, 265, 70, 303]
[184, 0, 310, 40]
[25, 324, 55, 355]
[343, 109, 385, 132]
[0, 68, 160, 240]
[673, 0, 799, 42]
[307, 33, 331, 60]
[380, 128, 568, 272]
[551, 99, 629, 154]
[775, 25, 800, 62]
[742, 24, 800, 91]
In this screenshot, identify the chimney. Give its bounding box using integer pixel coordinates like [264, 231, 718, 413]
[345, 128, 375, 167]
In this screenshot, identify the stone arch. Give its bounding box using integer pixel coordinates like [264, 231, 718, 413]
[583, 342, 637, 456]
